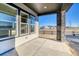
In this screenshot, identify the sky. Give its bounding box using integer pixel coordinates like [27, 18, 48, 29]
[39, 14, 56, 27]
[39, 3, 79, 27]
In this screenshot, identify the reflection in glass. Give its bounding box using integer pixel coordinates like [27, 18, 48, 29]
[0, 4, 16, 38]
[21, 12, 28, 34]
[21, 24, 28, 34]
[30, 25, 34, 32]
[29, 15, 35, 33]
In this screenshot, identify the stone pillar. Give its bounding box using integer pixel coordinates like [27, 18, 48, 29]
[57, 10, 65, 41]
[35, 16, 39, 36]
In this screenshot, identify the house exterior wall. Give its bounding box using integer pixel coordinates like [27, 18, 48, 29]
[0, 3, 39, 55]
[14, 3, 39, 47]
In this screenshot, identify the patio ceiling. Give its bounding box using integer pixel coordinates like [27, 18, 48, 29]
[24, 3, 72, 16]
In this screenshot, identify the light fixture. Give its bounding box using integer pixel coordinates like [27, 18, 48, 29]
[44, 6, 47, 9]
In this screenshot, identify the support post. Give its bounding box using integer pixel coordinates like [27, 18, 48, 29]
[35, 16, 39, 36]
[57, 10, 65, 41]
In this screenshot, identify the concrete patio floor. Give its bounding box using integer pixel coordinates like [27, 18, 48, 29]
[16, 38, 71, 56]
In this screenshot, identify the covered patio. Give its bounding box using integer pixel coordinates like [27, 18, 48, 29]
[1, 3, 79, 56]
[2, 38, 71, 56]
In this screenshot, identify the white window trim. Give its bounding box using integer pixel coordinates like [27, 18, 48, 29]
[20, 11, 29, 36]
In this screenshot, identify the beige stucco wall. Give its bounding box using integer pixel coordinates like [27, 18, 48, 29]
[15, 33, 39, 47]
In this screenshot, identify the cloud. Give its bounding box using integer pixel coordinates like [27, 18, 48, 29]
[71, 24, 78, 27]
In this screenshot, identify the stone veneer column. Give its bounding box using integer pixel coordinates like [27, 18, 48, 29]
[57, 10, 65, 41]
[35, 16, 39, 35]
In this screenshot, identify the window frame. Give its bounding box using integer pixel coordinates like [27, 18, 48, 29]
[20, 11, 29, 36]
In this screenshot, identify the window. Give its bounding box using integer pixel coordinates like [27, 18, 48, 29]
[20, 11, 29, 35]
[0, 4, 17, 39]
[29, 15, 35, 33]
